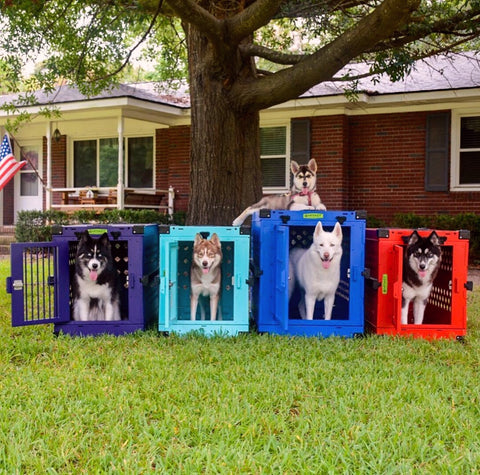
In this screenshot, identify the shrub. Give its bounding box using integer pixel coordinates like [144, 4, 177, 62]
[15, 210, 69, 242]
[392, 212, 480, 264]
[15, 209, 186, 242]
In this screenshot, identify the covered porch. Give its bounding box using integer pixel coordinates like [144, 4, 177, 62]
[49, 185, 175, 215]
[0, 83, 190, 225]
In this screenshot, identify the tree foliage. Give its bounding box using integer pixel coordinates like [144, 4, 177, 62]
[1, 1, 480, 224]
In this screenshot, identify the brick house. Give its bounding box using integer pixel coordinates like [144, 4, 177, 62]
[1, 52, 480, 225]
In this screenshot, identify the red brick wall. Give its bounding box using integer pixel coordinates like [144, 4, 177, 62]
[42, 135, 67, 206]
[156, 125, 191, 212]
[2, 177, 14, 225]
[309, 111, 480, 224]
[311, 115, 349, 210]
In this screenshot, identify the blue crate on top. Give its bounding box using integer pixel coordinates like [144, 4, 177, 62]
[159, 225, 250, 335]
[251, 210, 366, 337]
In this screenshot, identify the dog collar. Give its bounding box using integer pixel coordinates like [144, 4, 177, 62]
[291, 190, 315, 206]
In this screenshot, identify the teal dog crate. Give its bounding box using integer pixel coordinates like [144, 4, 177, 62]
[251, 210, 367, 337]
[159, 225, 250, 335]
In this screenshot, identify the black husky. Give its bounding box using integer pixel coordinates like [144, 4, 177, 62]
[402, 230, 442, 325]
[72, 231, 121, 321]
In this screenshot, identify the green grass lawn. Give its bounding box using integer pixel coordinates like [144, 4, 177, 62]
[1, 258, 480, 473]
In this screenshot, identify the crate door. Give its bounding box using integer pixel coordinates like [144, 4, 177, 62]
[393, 244, 404, 331]
[274, 225, 290, 331]
[8, 242, 70, 326]
[160, 240, 179, 330]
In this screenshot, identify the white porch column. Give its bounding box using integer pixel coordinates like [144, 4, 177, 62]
[46, 122, 52, 210]
[117, 116, 124, 209]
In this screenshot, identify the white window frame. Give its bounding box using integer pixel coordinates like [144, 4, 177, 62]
[259, 122, 291, 194]
[69, 135, 155, 189]
[451, 109, 480, 191]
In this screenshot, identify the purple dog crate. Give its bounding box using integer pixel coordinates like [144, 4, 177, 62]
[6, 224, 159, 336]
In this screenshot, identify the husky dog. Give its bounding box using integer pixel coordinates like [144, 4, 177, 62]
[190, 233, 223, 321]
[232, 159, 326, 226]
[72, 231, 121, 321]
[401, 230, 442, 325]
[288, 221, 343, 320]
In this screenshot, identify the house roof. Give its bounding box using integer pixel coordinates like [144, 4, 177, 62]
[1, 52, 479, 112]
[304, 52, 480, 98]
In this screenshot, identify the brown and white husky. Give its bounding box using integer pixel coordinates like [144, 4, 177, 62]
[232, 159, 326, 226]
[190, 233, 223, 321]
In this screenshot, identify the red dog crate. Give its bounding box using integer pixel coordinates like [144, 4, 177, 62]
[365, 228, 472, 340]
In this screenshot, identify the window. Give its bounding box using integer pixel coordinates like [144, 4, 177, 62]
[19, 145, 40, 196]
[260, 126, 289, 191]
[127, 137, 153, 188]
[459, 117, 480, 184]
[73, 136, 153, 188]
[451, 112, 480, 190]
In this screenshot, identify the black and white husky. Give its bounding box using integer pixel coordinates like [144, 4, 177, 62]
[401, 230, 442, 325]
[72, 231, 121, 321]
[232, 159, 326, 226]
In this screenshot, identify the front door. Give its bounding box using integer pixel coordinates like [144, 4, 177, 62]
[14, 142, 42, 219]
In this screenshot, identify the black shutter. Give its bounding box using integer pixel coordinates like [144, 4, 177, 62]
[291, 118, 310, 164]
[425, 112, 450, 191]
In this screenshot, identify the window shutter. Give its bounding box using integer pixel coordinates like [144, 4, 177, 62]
[291, 118, 310, 164]
[425, 112, 450, 191]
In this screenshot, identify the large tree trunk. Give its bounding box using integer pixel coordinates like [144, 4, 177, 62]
[185, 22, 262, 226]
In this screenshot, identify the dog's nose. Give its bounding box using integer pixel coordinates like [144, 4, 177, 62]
[323, 252, 330, 260]
[202, 261, 208, 267]
[92, 263, 98, 269]
[419, 263, 426, 270]
[303, 181, 307, 187]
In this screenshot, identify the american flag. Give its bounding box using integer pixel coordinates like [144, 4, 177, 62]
[0, 133, 26, 191]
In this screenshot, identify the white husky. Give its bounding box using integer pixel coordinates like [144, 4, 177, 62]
[288, 221, 343, 320]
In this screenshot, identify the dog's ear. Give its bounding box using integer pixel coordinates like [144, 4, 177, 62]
[290, 160, 299, 174]
[334, 221, 343, 238]
[314, 221, 324, 238]
[79, 230, 90, 243]
[99, 232, 111, 249]
[308, 159, 317, 174]
[428, 231, 441, 247]
[408, 230, 420, 246]
[194, 233, 203, 246]
[210, 233, 220, 247]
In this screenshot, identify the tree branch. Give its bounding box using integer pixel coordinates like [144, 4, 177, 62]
[164, 0, 223, 43]
[231, 0, 421, 111]
[226, 0, 283, 43]
[239, 43, 307, 65]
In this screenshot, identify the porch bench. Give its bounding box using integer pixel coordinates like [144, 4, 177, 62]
[124, 191, 165, 210]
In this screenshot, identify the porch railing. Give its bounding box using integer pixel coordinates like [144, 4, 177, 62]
[49, 185, 175, 216]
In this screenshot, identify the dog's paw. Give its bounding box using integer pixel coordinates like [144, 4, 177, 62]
[232, 217, 243, 226]
[315, 203, 327, 211]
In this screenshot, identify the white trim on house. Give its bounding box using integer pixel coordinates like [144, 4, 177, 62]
[450, 107, 480, 192]
[258, 121, 291, 194]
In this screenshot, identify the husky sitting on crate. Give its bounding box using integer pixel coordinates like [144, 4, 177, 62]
[401, 230, 442, 325]
[289, 221, 343, 320]
[190, 233, 223, 321]
[72, 231, 121, 321]
[232, 159, 326, 226]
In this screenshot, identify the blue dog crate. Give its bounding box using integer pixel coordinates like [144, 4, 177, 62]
[7, 224, 159, 336]
[159, 225, 250, 335]
[251, 210, 367, 337]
